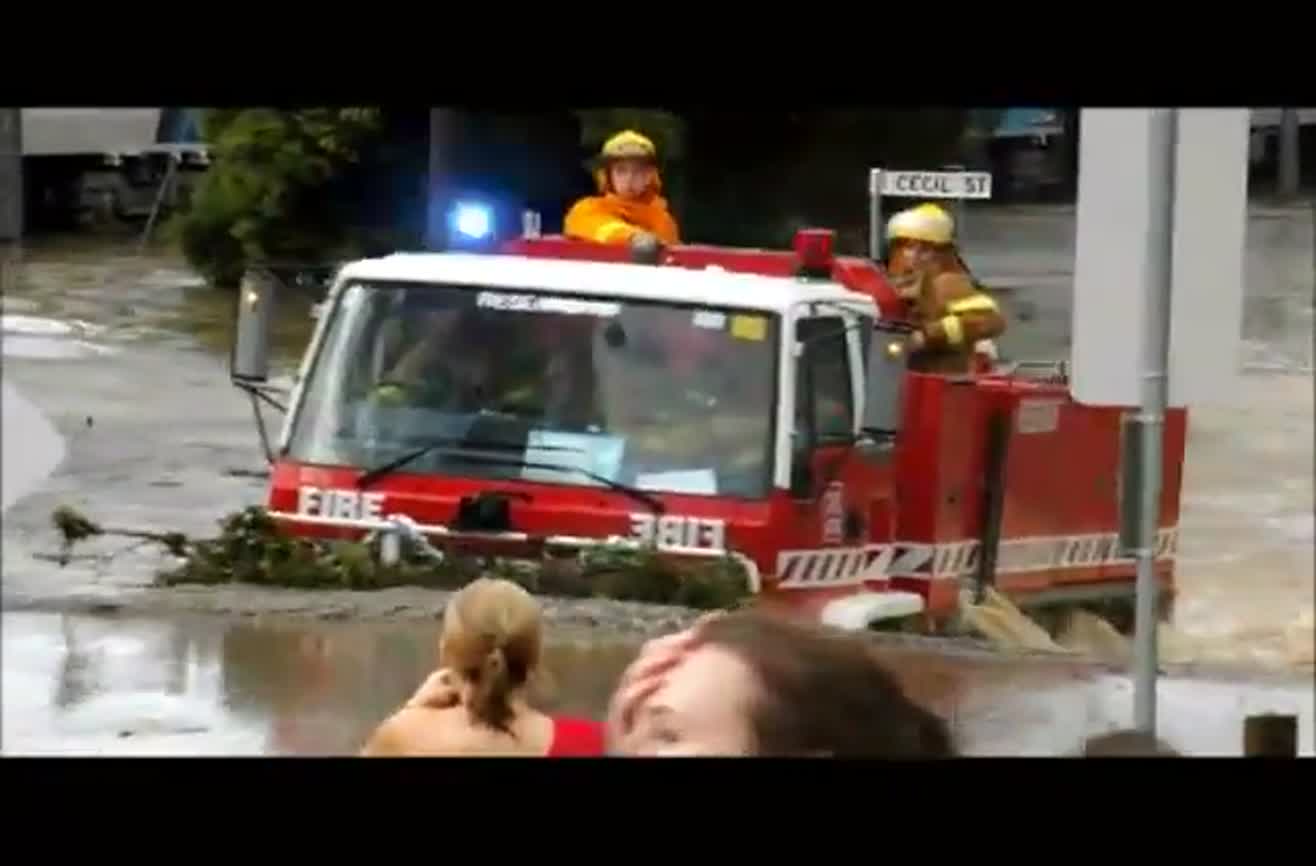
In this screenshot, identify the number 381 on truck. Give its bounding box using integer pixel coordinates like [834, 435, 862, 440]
[228, 176, 1185, 635]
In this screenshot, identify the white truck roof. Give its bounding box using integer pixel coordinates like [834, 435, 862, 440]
[336, 252, 872, 316]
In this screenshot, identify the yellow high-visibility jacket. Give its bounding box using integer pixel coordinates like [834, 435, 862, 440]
[563, 192, 680, 246]
[908, 269, 1006, 373]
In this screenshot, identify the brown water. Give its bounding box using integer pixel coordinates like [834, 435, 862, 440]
[966, 206, 1315, 671]
[4, 610, 1310, 756]
[2, 236, 316, 361]
[0, 610, 638, 755]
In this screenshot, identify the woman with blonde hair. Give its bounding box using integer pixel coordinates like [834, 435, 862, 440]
[361, 578, 604, 757]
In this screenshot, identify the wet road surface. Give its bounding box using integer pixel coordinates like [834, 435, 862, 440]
[2, 239, 309, 603]
[1, 205, 1312, 754]
[4, 609, 1310, 756]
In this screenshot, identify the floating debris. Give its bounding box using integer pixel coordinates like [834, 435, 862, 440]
[222, 468, 271, 480]
[48, 504, 751, 611]
[52, 504, 189, 563]
[52, 505, 101, 545]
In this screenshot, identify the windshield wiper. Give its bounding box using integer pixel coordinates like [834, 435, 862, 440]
[356, 436, 579, 490]
[356, 444, 665, 515]
[442, 452, 666, 515]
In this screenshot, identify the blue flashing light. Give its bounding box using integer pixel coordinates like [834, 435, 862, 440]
[452, 202, 493, 241]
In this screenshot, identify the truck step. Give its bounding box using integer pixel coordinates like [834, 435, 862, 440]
[820, 592, 926, 631]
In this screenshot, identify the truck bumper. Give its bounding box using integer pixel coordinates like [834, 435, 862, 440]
[267, 509, 763, 594]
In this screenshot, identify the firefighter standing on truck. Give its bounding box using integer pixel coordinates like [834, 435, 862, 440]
[884, 203, 1005, 374]
[564, 130, 681, 246]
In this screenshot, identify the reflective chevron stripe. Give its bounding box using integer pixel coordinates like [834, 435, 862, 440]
[773, 528, 1178, 589]
[776, 546, 890, 588]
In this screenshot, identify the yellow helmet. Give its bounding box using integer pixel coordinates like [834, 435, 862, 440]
[594, 130, 661, 195]
[886, 203, 955, 246]
[600, 129, 657, 162]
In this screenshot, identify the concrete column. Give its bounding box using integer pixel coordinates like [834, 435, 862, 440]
[0, 108, 22, 241]
[425, 108, 460, 250]
[1277, 108, 1300, 200]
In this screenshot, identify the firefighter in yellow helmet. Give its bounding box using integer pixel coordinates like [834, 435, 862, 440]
[885, 203, 1005, 374]
[563, 130, 681, 247]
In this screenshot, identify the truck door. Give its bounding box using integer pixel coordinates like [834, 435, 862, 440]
[781, 314, 878, 562]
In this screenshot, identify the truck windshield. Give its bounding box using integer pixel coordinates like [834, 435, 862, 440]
[285, 280, 780, 499]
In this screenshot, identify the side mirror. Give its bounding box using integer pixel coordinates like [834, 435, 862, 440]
[861, 320, 913, 439]
[231, 269, 277, 383]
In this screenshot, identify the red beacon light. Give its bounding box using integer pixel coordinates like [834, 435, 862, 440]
[793, 228, 836, 279]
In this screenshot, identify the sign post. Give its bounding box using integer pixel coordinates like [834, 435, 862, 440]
[943, 163, 969, 245]
[1131, 108, 1178, 734]
[0, 108, 21, 242]
[1070, 108, 1250, 734]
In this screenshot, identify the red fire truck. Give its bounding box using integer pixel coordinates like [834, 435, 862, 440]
[230, 216, 1185, 635]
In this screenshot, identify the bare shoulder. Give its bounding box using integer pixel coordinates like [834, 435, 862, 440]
[362, 706, 558, 757]
[360, 707, 458, 757]
[360, 713, 409, 757]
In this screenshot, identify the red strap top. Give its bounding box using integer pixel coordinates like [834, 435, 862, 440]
[546, 716, 606, 757]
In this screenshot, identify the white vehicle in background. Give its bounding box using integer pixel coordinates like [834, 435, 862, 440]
[19, 108, 209, 229]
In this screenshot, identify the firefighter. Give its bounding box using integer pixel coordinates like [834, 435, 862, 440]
[564, 130, 681, 247]
[884, 203, 1005, 374]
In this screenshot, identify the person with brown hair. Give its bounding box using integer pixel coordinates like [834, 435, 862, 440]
[360, 578, 604, 757]
[606, 611, 955, 757]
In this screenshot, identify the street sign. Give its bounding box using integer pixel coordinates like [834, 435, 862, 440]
[867, 167, 995, 260]
[877, 169, 993, 200]
[1070, 108, 1249, 408]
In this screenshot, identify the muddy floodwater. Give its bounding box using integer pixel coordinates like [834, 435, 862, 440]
[2, 206, 1313, 756]
[4, 609, 1311, 756]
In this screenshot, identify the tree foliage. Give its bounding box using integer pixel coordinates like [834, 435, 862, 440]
[171, 108, 382, 287]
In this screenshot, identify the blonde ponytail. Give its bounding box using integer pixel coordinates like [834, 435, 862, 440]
[468, 646, 515, 733]
[438, 578, 543, 736]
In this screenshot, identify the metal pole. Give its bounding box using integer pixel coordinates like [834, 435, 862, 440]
[139, 153, 179, 253]
[1133, 108, 1179, 734]
[868, 168, 883, 262]
[1277, 108, 1300, 201]
[426, 109, 458, 251]
[0, 108, 21, 242]
[945, 163, 967, 247]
